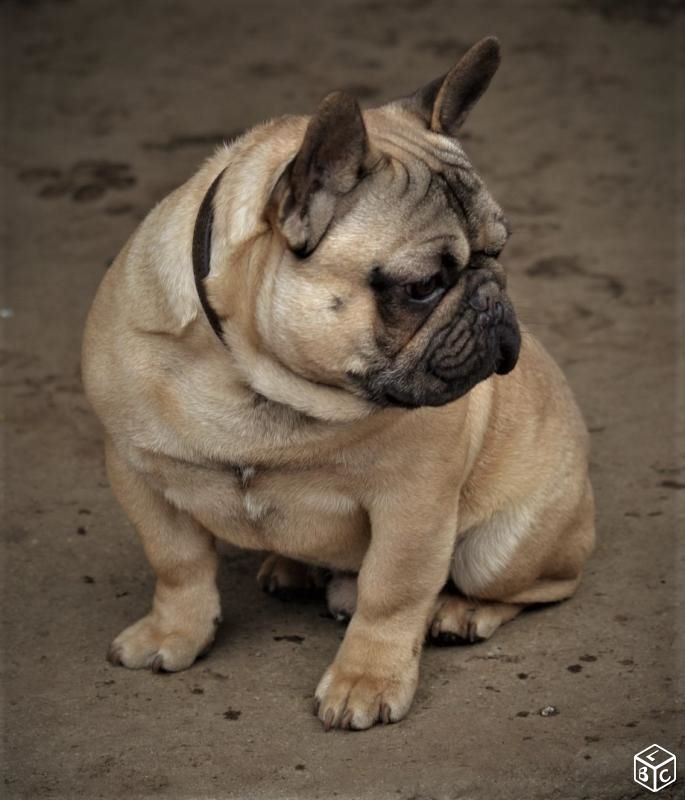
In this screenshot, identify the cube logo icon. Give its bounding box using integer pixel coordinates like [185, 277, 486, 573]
[634, 744, 677, 793]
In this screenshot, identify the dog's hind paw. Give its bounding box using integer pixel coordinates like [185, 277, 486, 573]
[257, 554, 327, 602]
[326, 573, 357, 622]
[428, 594, 523, 644]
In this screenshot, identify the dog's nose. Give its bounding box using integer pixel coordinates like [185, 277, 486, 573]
[469, 293, 506, 328]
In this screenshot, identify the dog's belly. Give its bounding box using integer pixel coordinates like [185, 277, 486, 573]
[155, 458, 370, 571]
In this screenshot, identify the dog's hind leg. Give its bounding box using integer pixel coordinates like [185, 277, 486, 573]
[430, 480, 594, 645]
[427, 571, 585, 645]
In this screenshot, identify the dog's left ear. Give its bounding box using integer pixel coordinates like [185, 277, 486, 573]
[269, 91, 371, 257]
[400, 36, 501, 135]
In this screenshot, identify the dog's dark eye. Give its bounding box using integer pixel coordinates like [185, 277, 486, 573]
[404, 274, 444, 303]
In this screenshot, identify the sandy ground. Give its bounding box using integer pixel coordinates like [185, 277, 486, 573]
[2, 1, 684, 798]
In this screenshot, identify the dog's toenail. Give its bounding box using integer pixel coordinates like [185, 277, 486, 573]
[151, 654, 166, 673]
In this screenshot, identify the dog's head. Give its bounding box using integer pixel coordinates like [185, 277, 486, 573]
[254, 37, 520, 410]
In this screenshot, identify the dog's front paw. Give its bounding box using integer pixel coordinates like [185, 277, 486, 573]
[107, 612, 219, 673]
[314, 657, 418, 731]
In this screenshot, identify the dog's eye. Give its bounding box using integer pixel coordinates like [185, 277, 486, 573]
[404, 274, 444, 303]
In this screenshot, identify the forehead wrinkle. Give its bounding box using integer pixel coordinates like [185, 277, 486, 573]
[370, 128, 485, 221]
[373, 129, 444, 172]
[390, 156, 411, 198]
[361, 159, 473, 261]
[331, 120, 499, 261]
[364, 147, 434, 219]
[424, 133, 470, 165]
[433, 172, 471, 223]
[370, 118, 476, 171]
[436, 166, 506, 249]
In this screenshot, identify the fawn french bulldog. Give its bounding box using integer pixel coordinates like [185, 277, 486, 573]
[82, 37, 595, 730]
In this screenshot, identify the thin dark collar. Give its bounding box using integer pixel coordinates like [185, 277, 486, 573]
[192, 168, 228, 342]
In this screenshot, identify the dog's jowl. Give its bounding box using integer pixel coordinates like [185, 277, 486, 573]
[82, 37, 595, 731]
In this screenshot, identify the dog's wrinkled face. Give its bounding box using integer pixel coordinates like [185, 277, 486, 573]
[262, 37, 521, 409]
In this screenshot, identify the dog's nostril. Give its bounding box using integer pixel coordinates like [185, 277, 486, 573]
[469, 293, 488, 312]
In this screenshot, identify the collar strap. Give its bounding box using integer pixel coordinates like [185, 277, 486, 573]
[192, 168, 228, 341]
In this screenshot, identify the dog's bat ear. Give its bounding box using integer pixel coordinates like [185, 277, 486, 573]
[399, 36, 501, 135]
[268, 91, 371, 257]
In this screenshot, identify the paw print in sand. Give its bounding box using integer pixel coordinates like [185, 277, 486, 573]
[18, 160, 136, 203]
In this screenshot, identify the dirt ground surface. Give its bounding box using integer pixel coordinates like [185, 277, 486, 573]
[2, 1, 684, 798]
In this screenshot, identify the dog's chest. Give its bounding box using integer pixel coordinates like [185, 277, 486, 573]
[159, 456, 364, 559]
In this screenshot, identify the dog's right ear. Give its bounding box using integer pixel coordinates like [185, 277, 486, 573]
[268, 91, 371, 257]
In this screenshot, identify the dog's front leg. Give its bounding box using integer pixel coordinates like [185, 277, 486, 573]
[314, 495, 457, 730]
[105, 440, 221, 672]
